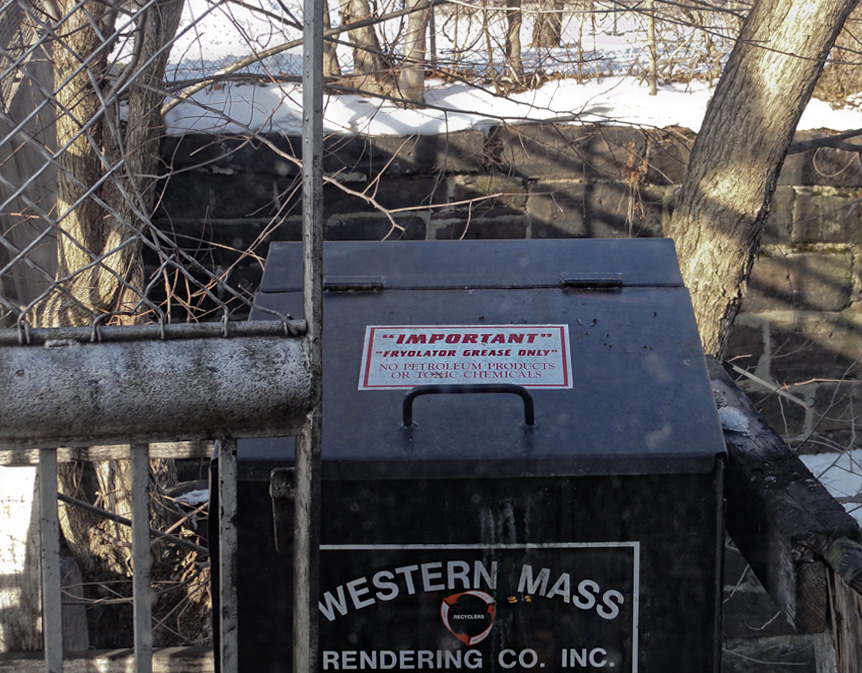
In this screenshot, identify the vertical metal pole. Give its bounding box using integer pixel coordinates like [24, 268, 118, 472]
[39, 449, 63, 673]
[218, 438, 239, 673]
[297, 0, 324, 670]
[131, 443, 153, 673]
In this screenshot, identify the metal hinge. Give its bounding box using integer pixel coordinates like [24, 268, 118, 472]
[561, 273, 623, 290]
[323, 275, 385, 292]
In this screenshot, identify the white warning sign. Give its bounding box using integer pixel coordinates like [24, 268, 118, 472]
[358, 325, 572, 390]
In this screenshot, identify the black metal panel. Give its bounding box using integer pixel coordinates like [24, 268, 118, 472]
[227, 239, 727, 673]
[238, 467, 724, 673]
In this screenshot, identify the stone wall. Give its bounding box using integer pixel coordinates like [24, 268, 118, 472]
[156, 124, 861, 672]
[157, 125, 860, 453]
[159, 124, 862, 449]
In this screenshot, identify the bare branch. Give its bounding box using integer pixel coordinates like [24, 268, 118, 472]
[787, 127, 862, 154]
[57, 492, 209, 556]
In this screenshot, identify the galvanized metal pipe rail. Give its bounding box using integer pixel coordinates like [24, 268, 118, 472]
[0, 322, 312, 450]
[0, 319, 306, 346]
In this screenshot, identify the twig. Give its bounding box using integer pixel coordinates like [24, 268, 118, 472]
[57, 492, 209, 556]
[727, 361, 810, 409]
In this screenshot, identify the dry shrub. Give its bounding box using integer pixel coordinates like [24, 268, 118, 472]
[815, 8, 862, 107]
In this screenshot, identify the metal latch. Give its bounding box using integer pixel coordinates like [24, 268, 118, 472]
[270, 467, 294, 554]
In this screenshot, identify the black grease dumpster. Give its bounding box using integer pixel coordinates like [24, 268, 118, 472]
[223, 239, 726, 673]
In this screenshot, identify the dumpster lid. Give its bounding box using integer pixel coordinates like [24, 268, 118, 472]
[248, 239, 726, 479]
[259, 238, 684, 293]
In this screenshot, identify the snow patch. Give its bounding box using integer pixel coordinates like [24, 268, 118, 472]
[176, 489, 210, 507]
[164, 75, 862, 137]
[718, 406, 750, 436]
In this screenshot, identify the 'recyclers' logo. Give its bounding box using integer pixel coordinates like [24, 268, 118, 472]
[440, 591, 497, 645]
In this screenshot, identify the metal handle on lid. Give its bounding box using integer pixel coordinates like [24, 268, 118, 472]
[402, 384, 535, 426]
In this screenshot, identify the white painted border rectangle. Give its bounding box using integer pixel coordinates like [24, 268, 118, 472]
[358, 325, 573, 390]
[320, 541, 640, 673]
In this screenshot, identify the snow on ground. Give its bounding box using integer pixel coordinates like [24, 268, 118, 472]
[164, 76, 862, 136]
[163, 0, 862, 136]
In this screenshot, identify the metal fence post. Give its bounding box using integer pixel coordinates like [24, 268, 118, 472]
[218, 438, 239, 673]
[38, 449, 62, 673]
[296, 0, 324, 670]
[131, 443, 153, 673]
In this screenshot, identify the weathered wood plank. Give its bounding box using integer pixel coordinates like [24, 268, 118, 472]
[0, 441, 214, 466]
[830, 572, 862, 673]
[0, 648, 213, 672]
[708, 357, 862, 633]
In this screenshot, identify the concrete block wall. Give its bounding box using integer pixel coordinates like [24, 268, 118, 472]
[157, 126, 860, 454]
[156, 124, 861, 672]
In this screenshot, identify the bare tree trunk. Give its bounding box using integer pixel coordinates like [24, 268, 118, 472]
[531, 0, 563, 48]
[646, 0, 657, 95]
[428, 5, 437, 70]
[667, 0, 859, 357]
[398, 0, 429, 105]
[0, 43, 56, 328]
[117, 0, 185, 224]
[340, 0, 392, 93]
[505, 0, 524, 84]
[43, 0, 116, 328]
[104, 0, 185, 319]
[482, 0, 497, 86]
[323, 0, 342, 78]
